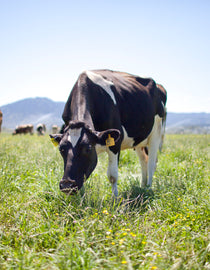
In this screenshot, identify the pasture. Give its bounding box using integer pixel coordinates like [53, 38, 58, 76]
[0, 133, 209, 269]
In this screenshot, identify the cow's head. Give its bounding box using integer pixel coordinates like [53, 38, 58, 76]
[50, 121, 120, 195]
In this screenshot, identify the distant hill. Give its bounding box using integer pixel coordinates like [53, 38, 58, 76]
[0, 97, 210, 133]
[0, 97, 65, 131]
[166, 112, 210, 134]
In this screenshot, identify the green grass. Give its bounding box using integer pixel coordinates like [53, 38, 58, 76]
[0, 133, 209, 269]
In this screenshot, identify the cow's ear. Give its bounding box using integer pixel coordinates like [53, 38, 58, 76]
[49, 134, 62, 147]
[96, 129, 121, 147]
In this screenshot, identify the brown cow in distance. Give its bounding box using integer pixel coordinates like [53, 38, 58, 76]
[12, 124, 34, 135]
[0, 110, 2, 133]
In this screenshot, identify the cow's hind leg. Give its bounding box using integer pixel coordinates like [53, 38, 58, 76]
[107, 150, 119, 197]
[135, 146, 148, 188]
[147, 116, 162, 186]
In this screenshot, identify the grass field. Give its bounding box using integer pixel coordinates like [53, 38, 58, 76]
[0, 133, 209, 269]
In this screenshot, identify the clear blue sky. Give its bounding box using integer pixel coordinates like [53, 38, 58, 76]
[0, 0, 210, 112]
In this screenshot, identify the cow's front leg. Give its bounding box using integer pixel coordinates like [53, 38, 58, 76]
[107, 150, 119, 196]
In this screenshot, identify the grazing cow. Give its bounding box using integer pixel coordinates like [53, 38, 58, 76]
[0, 110, 2, 133]
[36, 123, 46, 135]
[50, 69, 167, 196]
[13, 124, 33, 135]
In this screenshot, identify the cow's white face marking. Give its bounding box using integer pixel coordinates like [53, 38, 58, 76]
[68, 128, 82, 147]
[86, 71, 117, 104]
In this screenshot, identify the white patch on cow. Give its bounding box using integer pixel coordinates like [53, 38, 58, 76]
[86, 70, 117, 104]
[68, 128, 82, 147]
[107, 150, 119, 197]
[121, 126, 134, 150]
[121, 126, 148, 150]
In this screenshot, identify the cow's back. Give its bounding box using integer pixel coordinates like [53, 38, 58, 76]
[91, 70, 166, 143]
[62, 69, 166, 144]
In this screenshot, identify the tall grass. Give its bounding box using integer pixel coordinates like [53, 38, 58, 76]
[0, 133, 209, 269]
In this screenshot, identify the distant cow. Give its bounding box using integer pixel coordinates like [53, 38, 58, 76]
[36, 123, 46, 135]
[13, 124, 33, 135]
[50, 69, 167, 196]
[0, 110, 2, 133]
[52, 125, 59, 134]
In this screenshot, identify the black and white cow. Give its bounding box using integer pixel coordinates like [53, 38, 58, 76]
[50, 69, 167, 196]
[36, 123, 46, 135]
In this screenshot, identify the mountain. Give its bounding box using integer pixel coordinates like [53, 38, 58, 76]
[0, 97, 210, 133]
[166, 112, 210, 134]
[0, 97, 65, 130]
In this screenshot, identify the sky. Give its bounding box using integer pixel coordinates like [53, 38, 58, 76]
[0, 0, 210, 113]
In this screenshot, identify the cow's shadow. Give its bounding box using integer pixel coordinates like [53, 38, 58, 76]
[50, 177, 155, 215]
[114, 184, 155, 214]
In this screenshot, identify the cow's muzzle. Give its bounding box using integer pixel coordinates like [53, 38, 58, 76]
[59, 179, 78, 195]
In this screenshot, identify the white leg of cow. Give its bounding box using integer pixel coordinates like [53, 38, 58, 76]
[135, 147, 148, 188]
[107, 150, 119, 197]
[147, 116, 162, 186]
